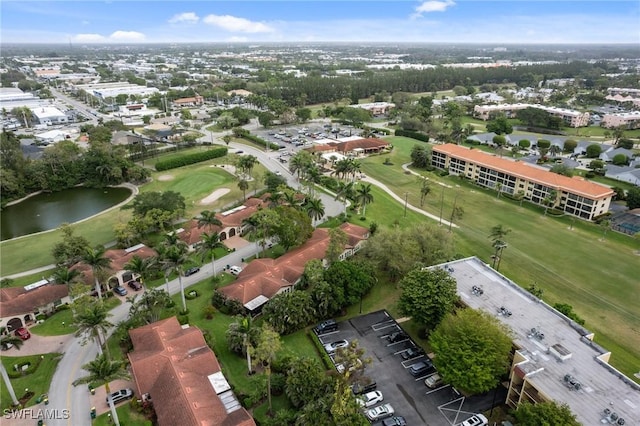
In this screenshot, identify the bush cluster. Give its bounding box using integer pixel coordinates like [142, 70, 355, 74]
[395, 129, 430, 142]
[211, 290, 246, 315]
[155, 147, 228, 171]
[233, 128, 280, 150]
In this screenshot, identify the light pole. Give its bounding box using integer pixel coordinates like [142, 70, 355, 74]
[438, 185, 445, 226]
[404, 192, 409, 218]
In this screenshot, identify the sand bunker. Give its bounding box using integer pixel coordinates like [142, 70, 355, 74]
[200, 188, 231, 205]
[158, 175, 175, 181]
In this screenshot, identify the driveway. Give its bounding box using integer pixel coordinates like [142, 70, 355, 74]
[3, 332, 71, 356]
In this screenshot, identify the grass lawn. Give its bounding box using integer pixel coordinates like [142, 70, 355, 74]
[358, 136, 640, 381]
[31, 298, 121, 337]
[93, 403, 152, 426]
[252, 394, 294, 423]
[0, 353, 63, 410]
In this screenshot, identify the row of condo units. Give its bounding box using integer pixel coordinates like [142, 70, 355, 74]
[473, 104, 590, 128]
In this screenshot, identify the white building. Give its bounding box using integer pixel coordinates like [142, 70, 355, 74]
[74, 82, 159, 100]
[30, 106, 68, 125]
[601, 111, 640, 129]
[349, 102, 396, 115]
[474, 103, 590, 128]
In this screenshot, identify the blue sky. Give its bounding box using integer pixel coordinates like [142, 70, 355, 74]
[1, 1, 639, 44]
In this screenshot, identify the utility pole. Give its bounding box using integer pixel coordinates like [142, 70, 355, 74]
[438, 185, 445, 226]
[404, 192, 409, 218]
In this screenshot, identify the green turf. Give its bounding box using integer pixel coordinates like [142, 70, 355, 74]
[93, 403, 152, 426]
[31, 298, 121, 337]
[0, 353, 63, 410]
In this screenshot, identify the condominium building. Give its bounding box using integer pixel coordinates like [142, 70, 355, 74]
[431, 144, 614, 220]
[607, 88, 640, 99]
[433, 257, 640, 426]
[474, 104, 590, 128]
[602, 111, 640, 129]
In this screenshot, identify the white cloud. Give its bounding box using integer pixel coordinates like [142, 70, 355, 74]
[227, 36, 249, 42]
[203, 14, 273, 33]
[109, 30, 146, 41]
[81, 20, 90, 26]
[72, 33, 107, 42]
[168, 12, 199, 24]
[414, 0, 455, 17]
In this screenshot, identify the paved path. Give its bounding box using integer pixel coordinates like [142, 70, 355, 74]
[2, 333, 71, 356]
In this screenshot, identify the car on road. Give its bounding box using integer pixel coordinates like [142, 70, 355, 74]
[113, 286, 128, 296]
[408, 360, 436, 377]
[424, 372, 443, 388]
[365, 403, 395, 421]
[229, 265, 243, 276]
[314, 319, 338, 335]
[357, 390, 383, 408]
[400, 347, 424, 360]
[106, 388, 134, 405]
[457, 414, 488, 426]
[323, 339, 348, 354]
[14, 327, 30, 340]
[127, 280, 143, 291]
[185, 267, 200, 277]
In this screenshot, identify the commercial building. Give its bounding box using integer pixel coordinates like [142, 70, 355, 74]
[431, 144, 614, 220]
[30, 106, 68, 125]
[349, 102, 396, 116]
[601, 111, 640, 129]
[73, 82, 159, 100]
[433, 257, 640, 426]
[473, 104, 590, 128]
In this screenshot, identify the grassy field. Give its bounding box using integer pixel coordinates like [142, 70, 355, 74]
[30, 298, 121, 336]
[359, 136, 640, 380]
[0, 353, 63, 410]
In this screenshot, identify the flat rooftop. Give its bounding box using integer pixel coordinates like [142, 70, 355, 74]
[433, 257, 640, 426]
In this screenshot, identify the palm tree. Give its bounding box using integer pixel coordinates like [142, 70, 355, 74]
[198, 232, 226, 276]
[160, 245, 190, 312]
[304, 198, 325, 227]
[356, 183, 374, 217]
[267, 191, 283, 207]
[238, 179, 249, 201]
[72, 354, 130, 426]
[0, 335, 24, 406]
[52, 267, 81, 288]
[81, 246, 112, 300]
[419, 179, 431, 207]
[73, 300, 113, 358]
[123, 255, 156, 288]
[543, 190, 558, 215]
[196, 210, 221, 230]
[238, 316, 255, 374]
[495, 182, 503, 198]
[489, 224, 511, 269]
[335, 181, 354, 216]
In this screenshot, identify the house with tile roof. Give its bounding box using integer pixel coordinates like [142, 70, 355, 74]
[219, 222, 369, 313]
[432, 144, 614, 220]
[0, 281, 71, 332]
[128, 317, 256, 426]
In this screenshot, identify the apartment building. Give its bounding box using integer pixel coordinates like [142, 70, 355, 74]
[602, 111, 640, 129]
[350, 102, 396, 116]
[431, 144, 614, 220]
[474, 104, 590, 128]
[433, 257, 640, 426]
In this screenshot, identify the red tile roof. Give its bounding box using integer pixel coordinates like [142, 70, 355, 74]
[220, 223, 369, 305]
[128, 317, 255, 426]
[335, 138, 389, 153]
[70, 245, 157, 285]
[433, 144, 614, 199]
[0, 284, 69, 317]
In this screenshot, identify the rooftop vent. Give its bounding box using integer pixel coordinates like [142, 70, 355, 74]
[528, 327, 545, 340]
[471, 285, 484, 296]
[602, 408, 625, 425]
[563, 374, 581, 391]
[549, 343, 572, 362]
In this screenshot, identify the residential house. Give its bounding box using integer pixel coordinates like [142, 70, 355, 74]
[600, 147, 635, 163]
[219, 223, 369, 313]
[604, 165, 640, 186]
[173, 96, 204, 108]
[128, 317, 255, 426]
[0, 280, 71, 331]
[349, 102, 396, 116]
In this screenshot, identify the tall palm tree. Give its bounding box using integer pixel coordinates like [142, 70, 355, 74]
[238, 179, 249, 201]
[419, 179, 432, 207]
[356, 183, 374, 217]
[123, 255, 156, 288]
[267, 191, 283, 207]
[160, 245, 190, 312]
[0, 335, 24, 406]
[239, 316, 255, 374]
[73, 300, 113, 358]
[81, 245, 112, 300]
[72, 354, 130, 426]
[304, 198, 325, 227]
[52, 266, 81, 288]
[196, 210, 222, 230]
[198, 232, 226, 276]
[335, 181, 354, 215]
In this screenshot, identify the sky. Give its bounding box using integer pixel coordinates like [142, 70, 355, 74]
[1, 1, 639, 45]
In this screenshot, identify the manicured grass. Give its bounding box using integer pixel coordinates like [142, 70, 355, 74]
[0, 353, 63, 410]
[93, 403, 152, 426]
[31, 298, 121, 337]
[359, 137, 640, 381]
[252, 394, 294, 423]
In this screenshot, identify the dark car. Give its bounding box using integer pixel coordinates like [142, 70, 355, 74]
[314, 319, 338, 335]
[127, 280, 143, 291]
[387, 331, 408, 343]
[184, 267, 200, 277]
[106, 388, 134, 405]
[377, 416, 408, 426]
[351, 381, 377, 395]
[409, 360, 436, 377]
[113, 286, 128, 296]
[401, 347, 424, 360]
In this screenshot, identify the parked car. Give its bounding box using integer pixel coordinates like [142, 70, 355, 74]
[357, 390, 384, 408]
[113, 286, 128, 296]
[351, 381, 377, 395]
[14, 327, 30, 340]
[408, 360, 435, 377]
[314, 319, 338, 335]
[106, 388, 134, 405]
[458, 414, 488, 426]
[323, 339, 348, 354]
[400, 347, 424, 360]
[184, 267, 200, 277]
[377, 416, 408, 426]
[366, 403, 395, 421]
[229, 265, 243, 276]
[387, 331, 408, 343]
[424, 372, 444, 388]
[127, 280, 143, 291]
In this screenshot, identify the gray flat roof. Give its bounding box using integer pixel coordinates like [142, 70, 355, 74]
[432, 257, 640, 426]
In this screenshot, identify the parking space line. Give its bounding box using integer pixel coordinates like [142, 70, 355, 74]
[401, 357, 425, 367]
[371, 321, 395, 331]
[386, 339, 410, 346]
[425, 384, 451, 395]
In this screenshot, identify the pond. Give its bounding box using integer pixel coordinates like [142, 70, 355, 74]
[1, 187, 131, 241]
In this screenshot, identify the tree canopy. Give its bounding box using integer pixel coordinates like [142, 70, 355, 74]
[513, 401, 580, 426]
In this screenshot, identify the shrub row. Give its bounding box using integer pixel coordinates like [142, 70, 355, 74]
[155, 147, 228, 171]
[233, 128, 280, 150]
[308, 330, 334, 370]
[395, 129, 430, 142]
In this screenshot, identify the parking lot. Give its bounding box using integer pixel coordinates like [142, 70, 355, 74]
[316, 310, 505, 425]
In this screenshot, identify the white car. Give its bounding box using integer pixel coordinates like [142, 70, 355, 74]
[366, 403, 394, 421]
[323, 339, 348, 354]
[357, 390, 383, 408]
[458, 414, 488, 426]
[424, 373, 443, 388]
[229, 265, 243, 276]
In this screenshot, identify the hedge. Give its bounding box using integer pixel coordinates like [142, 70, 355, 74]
[155, 147, 228, 171]
[394, 129, 430, 142]
[309, 330, 334, 370]
[233, 127, 280, 150]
